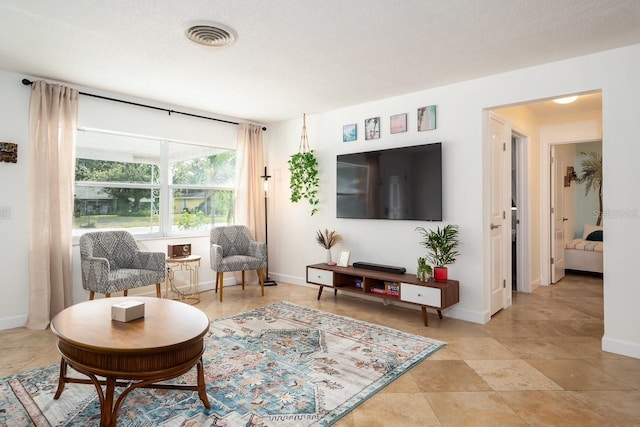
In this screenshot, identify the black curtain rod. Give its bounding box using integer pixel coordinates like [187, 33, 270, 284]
[21, 79, 266, 131]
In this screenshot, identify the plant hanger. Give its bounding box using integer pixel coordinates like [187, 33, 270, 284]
[299, 113, 310, 153]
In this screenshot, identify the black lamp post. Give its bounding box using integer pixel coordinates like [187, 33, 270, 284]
[261, 166, 277, 286]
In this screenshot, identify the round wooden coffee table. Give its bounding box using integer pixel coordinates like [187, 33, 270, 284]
[50, 297, 210, 427]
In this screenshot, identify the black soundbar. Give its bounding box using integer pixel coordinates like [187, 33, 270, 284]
[352, 262, 406, 275]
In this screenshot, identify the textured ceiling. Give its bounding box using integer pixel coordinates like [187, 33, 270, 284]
[0, 0, 638, 124]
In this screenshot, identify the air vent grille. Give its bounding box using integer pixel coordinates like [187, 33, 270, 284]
[186, 23, 237, 48]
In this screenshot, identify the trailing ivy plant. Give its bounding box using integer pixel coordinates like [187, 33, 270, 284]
[288, 150, 319, 215]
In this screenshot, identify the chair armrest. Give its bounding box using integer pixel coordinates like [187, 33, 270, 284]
[132, 250, 166, 272]
[210, 244, 223, 271]
[248, 241, 267, 262]
[81, 256, 110, 289]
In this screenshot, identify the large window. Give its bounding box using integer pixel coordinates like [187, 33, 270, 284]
[74, 130, 235, 237]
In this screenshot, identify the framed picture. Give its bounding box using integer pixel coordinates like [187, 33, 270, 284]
[337, 250, 351, 267]
[365, 117, 380, 140]
[343, 123, 357, 142]
[417, 105, 437, 131]
[390, 113, 407, 134]
[0, 142, 18, 163]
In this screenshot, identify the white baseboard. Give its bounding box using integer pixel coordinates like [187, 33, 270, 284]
[602, 335, 640, 359]
[0, 314, 27, 330]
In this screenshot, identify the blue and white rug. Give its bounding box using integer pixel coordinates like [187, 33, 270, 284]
[0, 301, 444, 426]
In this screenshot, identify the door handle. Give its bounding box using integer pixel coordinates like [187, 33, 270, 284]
[490, 223, 501, 230]
[562, 217, 569, 222]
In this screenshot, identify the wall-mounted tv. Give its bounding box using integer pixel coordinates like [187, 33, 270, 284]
[337, 142, 442, 221]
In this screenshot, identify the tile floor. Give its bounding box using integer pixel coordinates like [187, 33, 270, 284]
[2, 273, 639, 426]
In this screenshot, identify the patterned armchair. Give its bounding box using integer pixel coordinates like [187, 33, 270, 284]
[210, 225, 267, 302]
[79, 230, 166, 300]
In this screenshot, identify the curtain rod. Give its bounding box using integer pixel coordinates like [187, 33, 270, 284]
[21, 78, 266, 131]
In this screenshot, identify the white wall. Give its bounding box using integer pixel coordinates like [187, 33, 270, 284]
[2, 44, 640, 358]
[266, 45, 640, 358]
[0, 71, 30, 328]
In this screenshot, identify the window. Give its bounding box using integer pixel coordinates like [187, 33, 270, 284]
[74, 129, 235, 238]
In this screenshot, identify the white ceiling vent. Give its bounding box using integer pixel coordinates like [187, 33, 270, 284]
[185, 23, 237, 48]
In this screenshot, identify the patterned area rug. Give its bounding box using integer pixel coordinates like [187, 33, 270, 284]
[0, 301, 444, 426]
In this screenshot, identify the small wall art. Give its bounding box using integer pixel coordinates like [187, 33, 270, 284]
[343, 123, 357, 142]
[390, 113, 407, 134]
[365, 117, 380, 140]
[0, 142, 18, 163]
[417, 105, 437, 131]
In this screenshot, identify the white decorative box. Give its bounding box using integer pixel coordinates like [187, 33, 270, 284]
[111, 300, 145, 322]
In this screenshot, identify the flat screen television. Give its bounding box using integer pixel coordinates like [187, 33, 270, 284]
[337, 142, 442, 221]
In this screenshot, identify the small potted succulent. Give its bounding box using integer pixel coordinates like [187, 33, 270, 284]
[416, 257, 432, 282]
[415, 224, 460, 282]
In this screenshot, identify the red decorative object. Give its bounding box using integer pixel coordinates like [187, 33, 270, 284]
[434, 267, 448, 282]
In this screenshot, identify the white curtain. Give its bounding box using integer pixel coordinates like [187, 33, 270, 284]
[25, 81, 78, 329]
[234, 123, 265, 241]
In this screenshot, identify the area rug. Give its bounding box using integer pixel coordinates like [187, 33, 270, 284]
[0, 301, 444, 426]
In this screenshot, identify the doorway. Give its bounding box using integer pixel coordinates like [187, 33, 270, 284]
[487, 91, 602, 315]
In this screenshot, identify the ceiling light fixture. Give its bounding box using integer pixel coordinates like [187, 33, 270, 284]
[552, 96, 578, 104]
[185, 22, 237, 48]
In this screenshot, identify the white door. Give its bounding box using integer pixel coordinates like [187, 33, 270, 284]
[550, 146, 566, 283]
[489, 115, 510, 316]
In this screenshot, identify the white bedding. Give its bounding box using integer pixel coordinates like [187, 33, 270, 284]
[564, 225, 603, 274]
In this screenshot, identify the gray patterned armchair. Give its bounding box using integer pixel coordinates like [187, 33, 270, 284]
[210, 225, 266, 302]
[79, 230, 166, 300]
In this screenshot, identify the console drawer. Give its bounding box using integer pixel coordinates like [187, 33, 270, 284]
[401, 283, 441, 307]
[307, 267, 334, 286]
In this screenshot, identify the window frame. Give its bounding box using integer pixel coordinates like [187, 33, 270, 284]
[73, 128, 236, 240]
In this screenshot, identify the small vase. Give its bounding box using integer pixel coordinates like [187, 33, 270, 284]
[325, 249, 332, 264]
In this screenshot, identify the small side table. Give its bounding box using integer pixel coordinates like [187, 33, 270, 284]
[165, 255, 201, 304]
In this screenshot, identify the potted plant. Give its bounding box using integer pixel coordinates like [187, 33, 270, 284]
[416, 257, 432, 281]
[315, 229, 342, 265]
[415, 224, 460, 282]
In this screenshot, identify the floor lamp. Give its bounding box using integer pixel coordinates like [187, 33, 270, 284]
[261, 166, 277, 286]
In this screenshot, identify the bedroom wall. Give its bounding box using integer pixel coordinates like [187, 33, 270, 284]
[266, 44, 640, 358]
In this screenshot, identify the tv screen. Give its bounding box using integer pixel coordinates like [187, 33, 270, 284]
[337, 142, 442, 221]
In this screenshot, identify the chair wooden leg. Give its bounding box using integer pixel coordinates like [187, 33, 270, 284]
[105, 293, 111, 298]
[241, 271, 245, 290]
[155, 283, 161, 298]
[218, 272, 224, 302]
[215, 273, 219, 293]
[123, 290, 128, 297]
[258, 269, 265, 296]
[89, 291, 95, 300]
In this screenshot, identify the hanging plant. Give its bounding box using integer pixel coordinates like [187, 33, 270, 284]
[289, 113, 320, 215]
[289, 151, 319, 215]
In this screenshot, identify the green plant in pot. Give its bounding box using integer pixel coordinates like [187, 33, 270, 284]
[415, 224, 460, 282]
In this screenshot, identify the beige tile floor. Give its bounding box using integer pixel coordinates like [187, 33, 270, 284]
[2, 273, 640, 426]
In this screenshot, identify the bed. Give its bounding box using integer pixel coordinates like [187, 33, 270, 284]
[564, 224, 603, 273]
